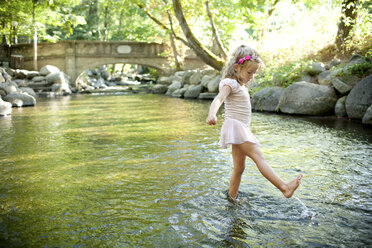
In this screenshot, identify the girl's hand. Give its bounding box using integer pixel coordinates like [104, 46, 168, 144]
[206, 115, 217, 125]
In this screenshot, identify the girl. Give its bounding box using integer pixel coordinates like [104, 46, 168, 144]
[206, 45, 302, 201]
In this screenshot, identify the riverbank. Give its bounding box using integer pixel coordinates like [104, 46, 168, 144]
[152, 54, 372, 126]
[1, 55, 371, 126]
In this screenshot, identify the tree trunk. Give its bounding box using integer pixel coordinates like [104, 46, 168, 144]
[32, 2, 37, 71]
[335, 0, 360, 49]
[103, 3, 109, 41]
[88, 0, 99, 39]
[121, 64, 125, 76]
[172, 0, 224, 70]
[170, 33, 182, 70]
[118, 9, 124, 34]
[164, 1, 182, 70]
[2, 21, 6, 44]
[204, 1, 227, 60]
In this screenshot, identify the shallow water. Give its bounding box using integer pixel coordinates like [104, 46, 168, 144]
[0, 94, 371, 247]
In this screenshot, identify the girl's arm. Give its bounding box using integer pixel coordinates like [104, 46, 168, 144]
[206, 85, 231, 125]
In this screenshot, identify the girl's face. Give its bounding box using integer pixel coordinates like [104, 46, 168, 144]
[236, 63, 259, 85]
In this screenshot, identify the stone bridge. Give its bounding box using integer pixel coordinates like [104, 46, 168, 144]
[7, 40, 204, 84]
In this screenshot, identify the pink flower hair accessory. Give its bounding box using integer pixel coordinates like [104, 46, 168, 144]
[237, 54, 258, 64]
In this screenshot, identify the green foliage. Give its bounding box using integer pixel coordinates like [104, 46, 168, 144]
[254, 60, 310, 90]
[148, 67, 160, 78]
[1, 0, 370, 73]
[337, 60, 372, 78]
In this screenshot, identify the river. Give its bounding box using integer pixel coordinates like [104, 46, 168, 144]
[0, 94, 371, 247]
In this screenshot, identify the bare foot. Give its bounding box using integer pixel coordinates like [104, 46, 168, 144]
[282, 174, 303, 198]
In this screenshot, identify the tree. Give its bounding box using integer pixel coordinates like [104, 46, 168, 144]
[204, 0, 227, 60]
[172, 0, 224, 70]
[335, 0, 360, 49]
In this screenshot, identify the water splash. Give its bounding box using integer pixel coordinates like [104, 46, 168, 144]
[295, 197, 316, 219]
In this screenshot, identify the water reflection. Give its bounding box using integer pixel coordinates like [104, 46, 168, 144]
[0, 94, 371, 247]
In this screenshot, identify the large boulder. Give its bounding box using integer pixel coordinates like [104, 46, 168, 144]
[15, 69, 29, 79]
[362, 105, 372, 125]
[158, 76, 172, 85]
[279, 81, 337, 115]
[32, 76, 45, 82]
[295, 72, 312, 83]
[168, 80, 182, 92]
[26, 71, 39, 79]
[0, 98, 12, 116]
[20, 87, 37, 98]
[201, 75, 213, 87]
[0, 82, 18, 95]
[331, 77, 352, 94]
[252, 87, 283, 112]
[184, 84, 203, 99]
[2, 72, 11, 83]
[169, 74, 182, 83]
[182, 70, 194, 85]
[0, 73, 5, 84]
[207, 75, 221, 93]
[318, 70, 339, 86]
[40, 65, 60, 76]
[345, 75, 372, 119]
[46, 72, 65, 85]
[171, 87, 188, 98]
[3, 92, 36, 107]
[152, 84, 168, 94]
[189, 70, 203, 85]
[306, 62, 326, 75]
[51, 83, 72, 95]
[14, 79, 28, 87]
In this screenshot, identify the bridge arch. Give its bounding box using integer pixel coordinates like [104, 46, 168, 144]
[76, 58, 166, 79]
[9, 40, 205, 86]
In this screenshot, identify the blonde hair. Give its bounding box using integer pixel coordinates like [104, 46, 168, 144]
[222, 45, 264, 84]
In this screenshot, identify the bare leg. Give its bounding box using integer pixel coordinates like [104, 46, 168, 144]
[237, 142, 302, 198]
[229, 144, 246, 199]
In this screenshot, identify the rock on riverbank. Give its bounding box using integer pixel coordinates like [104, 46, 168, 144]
[153, 54, 372, 125]
[250, 55, 371, 124]
[76, 66, 156, 94]
[153, 69, 219, 100]
[0, 65, 74, 115]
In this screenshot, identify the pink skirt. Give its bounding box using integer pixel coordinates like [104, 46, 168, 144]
[218, 118, 260, 149]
